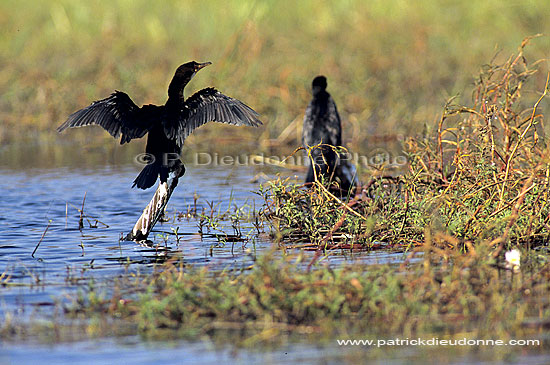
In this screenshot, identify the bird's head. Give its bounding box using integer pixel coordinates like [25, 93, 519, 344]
[176, 61, 212, 78]
[169, 61, 212, 99]
[175, 61, 212, 80]
[312, 75, 327, 96]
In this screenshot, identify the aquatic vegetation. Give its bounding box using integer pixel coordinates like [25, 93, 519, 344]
[2, 247, 549, 354]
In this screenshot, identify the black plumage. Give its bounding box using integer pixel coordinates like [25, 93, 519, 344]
[58, 61, 262, 189]
[302, 75, 356, 192]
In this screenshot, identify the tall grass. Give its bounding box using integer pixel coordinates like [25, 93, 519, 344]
[1, 0, 549, 153]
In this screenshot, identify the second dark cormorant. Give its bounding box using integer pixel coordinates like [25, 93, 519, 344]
[58, 61, 262, 189]
[302, 75, 356, 193]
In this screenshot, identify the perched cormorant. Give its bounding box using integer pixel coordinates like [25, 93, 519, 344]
[58, 61, 262, 189]
[302, 75, 356, 192]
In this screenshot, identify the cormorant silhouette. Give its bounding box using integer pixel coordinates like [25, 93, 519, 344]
[58, 61, 262, 189]
[302, 75, 356, 193]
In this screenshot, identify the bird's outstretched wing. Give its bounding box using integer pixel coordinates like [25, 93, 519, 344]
[166, 88, 262, 146]
[57, 91, 153, 144]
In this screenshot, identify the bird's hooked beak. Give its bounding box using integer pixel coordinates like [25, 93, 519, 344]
[195, 62, 212, 72]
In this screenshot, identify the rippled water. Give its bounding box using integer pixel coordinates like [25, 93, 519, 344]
[0, 150, 407, 317]
[0, 163, 266, 315]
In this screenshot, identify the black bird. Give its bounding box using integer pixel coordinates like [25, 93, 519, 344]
[58, 61, 262, 189]
[302, 75, 356, 192]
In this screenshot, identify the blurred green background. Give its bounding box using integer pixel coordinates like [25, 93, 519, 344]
[1, 0, 549, 164]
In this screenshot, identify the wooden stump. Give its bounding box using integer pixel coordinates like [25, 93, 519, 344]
[125, 166, 183, 242]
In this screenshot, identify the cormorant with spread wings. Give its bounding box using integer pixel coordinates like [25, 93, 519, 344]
[57, 61, 262, 189]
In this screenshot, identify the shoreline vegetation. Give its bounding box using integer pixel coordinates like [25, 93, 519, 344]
[3, 250, 549, 348]
[263, 38, 550, 254]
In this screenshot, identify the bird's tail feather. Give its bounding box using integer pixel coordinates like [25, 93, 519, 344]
[133, 163, 161, 190]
